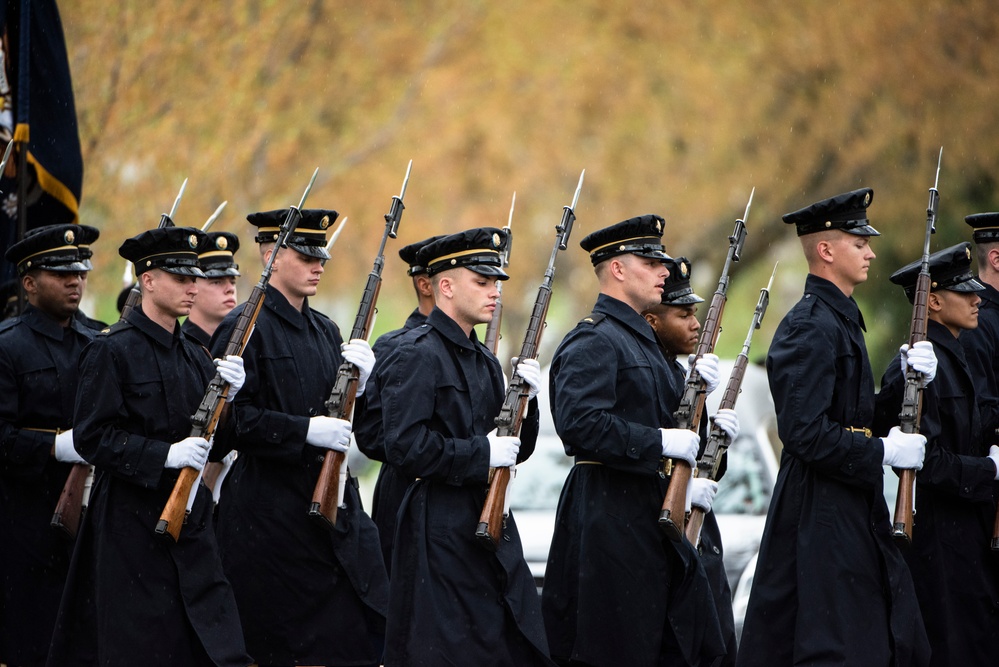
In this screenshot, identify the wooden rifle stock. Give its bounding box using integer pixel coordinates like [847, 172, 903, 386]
[475, 171, 582, 550]
[893, 153, 939, 546]
[156, 172, 315, 541]
[51, 463, 93, 539]
[659, 206, 748, 540]
[310, 162, 411, 529]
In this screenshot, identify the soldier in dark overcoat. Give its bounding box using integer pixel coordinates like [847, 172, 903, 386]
[0, 225, 100, 666]
[210, 209, 388, 667]
[737, 188, 932, 667]
[960, 213, 999, 417]
[543, 215, 726, 667]
[48, 226, 251, 667]
[355, 234, 442, 575]
[358, 227, 553, 666]
[874, 242, 999, 667]
[182, 230, 240, 349]
[643, 256, 740, 667]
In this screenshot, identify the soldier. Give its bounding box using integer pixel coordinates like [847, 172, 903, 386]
[355, 233, 443, 574]
[960, 213, 999, 414]
[874, 243, 999, 667]
[642, 256, 740, 666]
[49, 225, 250, 666]
[737, 188, 933, 667]
[211, 209, 388, 667]
[183, 231, 240, 348]
[0, 225, 101, 666]
[358, 228, 553, 666]
[543, 215, 726, 667]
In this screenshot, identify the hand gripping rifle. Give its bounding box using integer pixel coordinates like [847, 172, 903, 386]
[685, 263, 776, 546]
[659, 189, 751, 541]
[309, 161, 412, 529]
[475, 170, 584, 551]
[154, 170, 318, 541]
[119, 178, 188, 320]
[893, 149, 941, 546]
[483, 192, 515, 355]
[50, 179, 193, 539]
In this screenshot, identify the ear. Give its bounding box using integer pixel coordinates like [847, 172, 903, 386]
[926, 291, 943, 313]
[437, 275, 455, 300]
[643, 311, 657, 327]
[608, 257, 627, 282]
[140, 271, 156, 292]
[263, 247, 275, 268]
[416, 275, 433, 298]
[988, 248, 999, 272]
[21, 273, 36, 295]
[815, 239, 835, 264]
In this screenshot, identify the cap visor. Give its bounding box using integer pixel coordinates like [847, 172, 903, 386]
[163, 265, 207, 278]
[468, 264, 510, 280]
[635, 250, 673, 262]
[47, 261, 91, 273]
[202, 267, 241, 278]
[843, 224, 880, 237]
[287, 243, 330, 261]
[948, 277, 986, 293]
[663, 293, 705, 305]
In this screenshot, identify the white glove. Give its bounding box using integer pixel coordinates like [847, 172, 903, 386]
[487, 429, 520, 468]
[512, 357, 542, 400]
[212, 450, 238, 504]
[165, 436, 211, 471]
[342, 339, 375, 397]
[660, 428, 700, 466]
[881, 426, 926, 470]
[688, 353, 721, 394]
[988, 445, 999, 481]
[306, 416, 352, 452]
[711, 408, 740, 441]
[215, 355, 245, 401]
[54, 430, 86, 464]
[687, 477, 719, 513]
[899, 341, 937, 386]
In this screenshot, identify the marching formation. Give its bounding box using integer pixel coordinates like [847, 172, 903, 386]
[1, 161, 999, 667]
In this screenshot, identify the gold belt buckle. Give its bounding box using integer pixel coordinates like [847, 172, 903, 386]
[846, 426, 872, 438]
[661, 458, 674, 477]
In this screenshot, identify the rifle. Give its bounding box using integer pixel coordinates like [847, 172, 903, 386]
[893, 149, 941, 545]
[685, 263, 776, 546]
[475, 170, 584, 551]
[659, 189, 751, 541]
[483, 192, 515, 354]
[309, 161, 412, 529]
[119, 178, 188, 320]
[154, 169, 318, 541]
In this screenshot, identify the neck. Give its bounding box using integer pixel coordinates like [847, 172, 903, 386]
[187, 310, 220, 337]
[28, 300, 73, 327]
[417, 295, 435, 317]
[600, 285, 648, 314]
[272, 282, 305, 311]
[140, 302, 178, 333]
[810, 269, 855, 298]
[437, 302, 474, 337]
[980, 271, 999, 292]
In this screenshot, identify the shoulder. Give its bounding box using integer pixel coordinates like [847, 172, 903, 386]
[0, 317, 22, 337]
[100, 319, 133, 338]
[308, 308, 342, 336]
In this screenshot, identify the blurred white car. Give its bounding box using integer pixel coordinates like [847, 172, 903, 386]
[511, 360, 783, 593]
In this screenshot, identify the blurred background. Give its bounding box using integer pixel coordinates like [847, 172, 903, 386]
[10, 0, 999, 371]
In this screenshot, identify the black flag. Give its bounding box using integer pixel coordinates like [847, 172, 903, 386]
[0, 0, 83, 284]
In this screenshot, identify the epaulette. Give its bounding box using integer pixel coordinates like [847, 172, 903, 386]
[578, 311, 606, 326]
[0, 317, 19, 335]
[100, 319, 133, 336]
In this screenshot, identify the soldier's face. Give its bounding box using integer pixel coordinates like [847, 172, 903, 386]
[144, 270, 199, 318]
[831, 234, 876, 286]
[193, 276, 238, 321]
[651, 304, 701, 355]
[23, 269, 86, 323]
[272, 249, 324, 299]
[441, 268, 500, 329]
[621, 255, 670, 312]
[933, 289, 980, 335]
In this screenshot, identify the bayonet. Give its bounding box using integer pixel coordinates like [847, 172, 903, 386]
[326, 216, 349, 254]
[201, 201, 227, 232]
[0, 138, 13, 176]
[167, 178, 188, 222]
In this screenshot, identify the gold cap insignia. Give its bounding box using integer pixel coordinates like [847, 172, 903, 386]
[492, 233, 501, 247]
[864, 192, 871, 206]
[966, 247, 972, 259]
[188, 235, 198, 249]
[680, 261, 689, 278]
[65, 230, 75, 244]
[450, 259, 457, 266]
[216, 236, 228, 250]
[825, 221, 832, 228]
[656, 220, 662, 234]
[320, 215, 330, 229]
